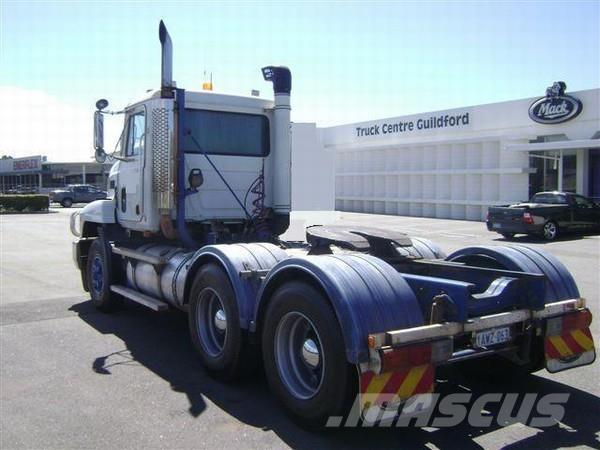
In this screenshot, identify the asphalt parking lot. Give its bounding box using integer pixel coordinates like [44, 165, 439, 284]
[1, 207, 599, 449]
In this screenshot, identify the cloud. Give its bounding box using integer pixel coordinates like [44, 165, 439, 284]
[0, 86, 121, 162]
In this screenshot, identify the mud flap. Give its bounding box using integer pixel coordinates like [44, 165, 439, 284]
[358, 364, 435, 423]
[545, 326, 596, 373]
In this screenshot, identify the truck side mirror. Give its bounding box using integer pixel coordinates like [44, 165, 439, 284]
[94, 110, 106, 163]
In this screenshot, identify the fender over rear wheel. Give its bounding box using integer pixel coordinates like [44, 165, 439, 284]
[262, 281, 355, 427]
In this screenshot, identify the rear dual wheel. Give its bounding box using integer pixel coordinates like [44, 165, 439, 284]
[262, 281, 354, 427]
[189, 267, 355, 426]
[188, 264, 246, 380]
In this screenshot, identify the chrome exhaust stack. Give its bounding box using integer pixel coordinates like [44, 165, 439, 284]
[159, 20, 174, 97]
[262, 66, 292, 233]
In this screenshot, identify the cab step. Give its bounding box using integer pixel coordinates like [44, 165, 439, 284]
[110, 285, 169, 311]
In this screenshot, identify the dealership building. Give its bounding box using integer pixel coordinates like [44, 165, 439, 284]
[313, 84, 600, 221]
[0, 155, 112, 194]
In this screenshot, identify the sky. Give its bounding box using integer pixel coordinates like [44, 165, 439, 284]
[1, 0, 599, 161]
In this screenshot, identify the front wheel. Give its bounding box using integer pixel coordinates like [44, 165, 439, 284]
[262, 281, 354, 427]
[87, 239, 121, 312]
[543, 221, 559, 241]
[61, 198, 73, 208]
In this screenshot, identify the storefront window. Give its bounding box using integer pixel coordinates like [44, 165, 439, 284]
[529, 151, 577, 197]
[562, 154, 576, 192]
[529, 151, 558, 197]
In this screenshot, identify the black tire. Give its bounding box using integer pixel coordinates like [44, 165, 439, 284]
[501, 233, 515, 239]
[188, 264, 247, 380]
[61, 198, 73, 208]
[87, 239, 121, 312]
[542, 221, 559, 241]
[262, 281, 355, 427]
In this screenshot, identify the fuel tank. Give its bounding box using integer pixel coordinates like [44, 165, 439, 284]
[125, 243, 193, 305]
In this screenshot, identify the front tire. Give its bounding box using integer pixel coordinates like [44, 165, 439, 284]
[188, 264, 246, 380]
[543, 221, 559, 241]
[61, 198, 73, 208]
[87, 239, 121, 312]
[262, 281, 354, 427]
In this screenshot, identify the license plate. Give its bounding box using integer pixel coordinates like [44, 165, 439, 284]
[492, 222, 502, 229]
[474, 327, 511, 348]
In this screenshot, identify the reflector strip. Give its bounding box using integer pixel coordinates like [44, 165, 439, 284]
[398, 364, 428, 400]
[571, 328, 594, 351]
[548, 335, 574, 358]
[365, 372, 392, 398]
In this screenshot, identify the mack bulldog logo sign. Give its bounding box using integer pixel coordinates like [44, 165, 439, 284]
[529, 81, 582, 124]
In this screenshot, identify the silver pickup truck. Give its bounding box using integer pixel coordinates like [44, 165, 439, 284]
[49, 184, 107, 208]
[487, 191, 600, 240]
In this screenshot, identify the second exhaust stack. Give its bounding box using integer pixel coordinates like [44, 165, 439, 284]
[262, 66, 292, 217]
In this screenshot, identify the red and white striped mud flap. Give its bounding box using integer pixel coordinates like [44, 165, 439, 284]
[545, 326, 596, 373]
[359, 364, 434, 421]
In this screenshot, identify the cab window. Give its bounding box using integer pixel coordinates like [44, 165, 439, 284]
[125, 111, 146, 157]
[182, 109, 270, 157]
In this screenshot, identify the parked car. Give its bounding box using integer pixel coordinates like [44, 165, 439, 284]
[487, 191, 600, 241]
[49, 184, 107, 208]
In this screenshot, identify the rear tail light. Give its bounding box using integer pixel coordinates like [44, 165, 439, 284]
[523, 212, 534, 224]
[380, 339, 453, 373]
[547, 309, 593, 336]
[486, 212, 490, 222]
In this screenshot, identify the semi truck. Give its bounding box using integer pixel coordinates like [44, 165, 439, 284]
[70, 22, 595, 427]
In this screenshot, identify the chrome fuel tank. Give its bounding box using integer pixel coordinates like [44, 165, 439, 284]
[125, 243, 193, 305]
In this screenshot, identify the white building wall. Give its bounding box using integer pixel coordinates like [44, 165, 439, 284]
[290, 122, 335, 211]
[321, 88, 599, 221]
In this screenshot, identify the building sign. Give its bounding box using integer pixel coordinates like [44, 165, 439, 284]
[356, 111, 470, 138]
[0, 156, 43, 174]
[529, 82, 582, 124]
[13, 158, 40, 171]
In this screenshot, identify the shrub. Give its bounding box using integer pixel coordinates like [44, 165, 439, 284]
[0, 195, 50, 212]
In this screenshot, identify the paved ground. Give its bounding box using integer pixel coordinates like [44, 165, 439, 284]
[1, 207, 599, 449]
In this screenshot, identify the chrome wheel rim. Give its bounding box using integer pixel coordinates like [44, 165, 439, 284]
[544, 222, 557, 239]
[91, 255, 104, 295]
[274, 311, 324, 400]
[196, 287, 227, 357]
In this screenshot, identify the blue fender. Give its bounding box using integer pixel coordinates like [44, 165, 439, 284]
[184, 243, 288, 328]
[446, 245, 579, 303]
[253, 253, 424, 364]
[411, 237, 447, 259]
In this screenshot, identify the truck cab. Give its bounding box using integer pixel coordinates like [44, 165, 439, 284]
[106, 91, 282, 238]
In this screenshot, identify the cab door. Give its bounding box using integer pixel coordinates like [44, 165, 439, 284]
[116, 107, 146, 223]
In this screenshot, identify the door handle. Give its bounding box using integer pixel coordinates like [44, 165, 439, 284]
[121, 187, 126, 213]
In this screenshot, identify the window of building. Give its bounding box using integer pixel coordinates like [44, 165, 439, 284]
[182, 109, 270, 157]
[562, 154, 576, 192]
[529, 151, 577, 196]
